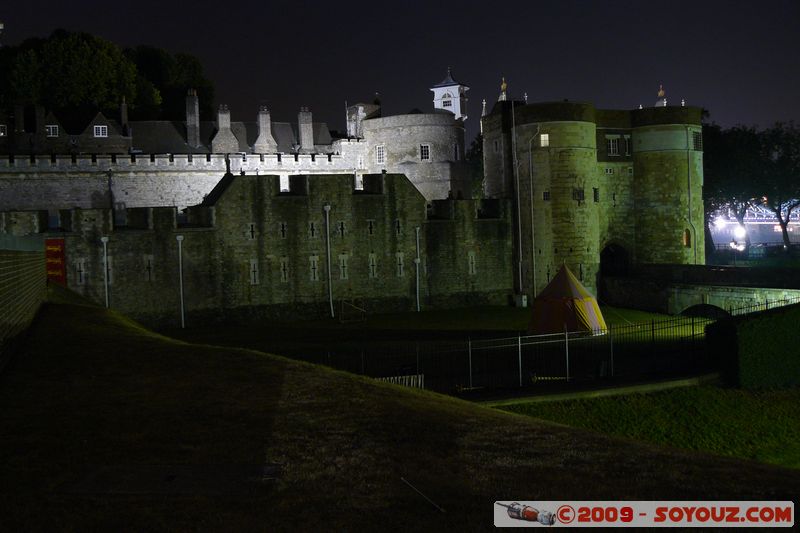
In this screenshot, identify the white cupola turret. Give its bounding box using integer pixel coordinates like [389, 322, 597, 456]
[430, 67, 469, 120]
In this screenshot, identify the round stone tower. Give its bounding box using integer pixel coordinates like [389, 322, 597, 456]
[632, 106, 705, 265]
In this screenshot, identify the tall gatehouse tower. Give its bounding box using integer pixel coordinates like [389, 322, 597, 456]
[430, 68, 469, 120]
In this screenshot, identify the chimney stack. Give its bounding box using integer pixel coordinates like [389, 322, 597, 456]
[210, 104, 240, 154]
[298, 107, 314, 152]
[120, 96, 129, 136]
[186, 89, 200, 148]
[253, 105, 277, 153]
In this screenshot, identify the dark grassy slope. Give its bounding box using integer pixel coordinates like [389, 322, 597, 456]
[1, 297, 798, 531]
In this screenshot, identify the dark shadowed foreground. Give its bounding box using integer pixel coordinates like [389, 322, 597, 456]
[1, 292, 797, 531]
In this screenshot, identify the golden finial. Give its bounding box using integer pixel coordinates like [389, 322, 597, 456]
[657, 84, 665, 98]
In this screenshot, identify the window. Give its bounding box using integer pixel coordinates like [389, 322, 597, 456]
[376, 145, 386, 165]
[593, 187, 600, 203]
[394, 219, 401, 236]
[420, 144, 430, 161]
[606, 137, 619, 156]
[339, 254, 349, 280]
[395, 252, 405, 278]
[692, 131, 703, 151]
[0, 124, 6, 137]
[493, 140, 499, 153]
[572, 188, 585, 203]
[605, 168, 614, 175]
[249, 259, 260, 285]
[468, 251, 477, 276]
[368, 253, 378, 279]
[628, 167, 634, 175]
[247, 223, 256, 240]
[75, 259, 87, 286]
[624, 135, 631, 155]
[683, 229, 692, 248]
[143, 255, 154, 282]
[279, 257, 289, 283]
[308, 221, 317, 239]
[540, 133, 550, 147]
[309, 256, 320, 281]
[278, 221, 287, 239]
[367, 219, 375, 236]
[338, 221, 346, 238]
[442, 99, 452, 108]
[46, 125, 59, 137]
[93, 125, 108, 138]
[542, 191, 551, 201]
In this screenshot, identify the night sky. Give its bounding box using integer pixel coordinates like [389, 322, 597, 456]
[3, 0, 799, 141]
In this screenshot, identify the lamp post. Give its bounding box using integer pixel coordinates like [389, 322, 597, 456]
[100, 236, 109, 308]
[176, 235, 185, 328]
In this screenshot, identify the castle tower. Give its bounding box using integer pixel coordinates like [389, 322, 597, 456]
[430, 68, 468, 120]
[298, 107, 314, 152]
[253, 106, 277, 153]
[185, 89, 200, 149]
[632, 106, 705, 265]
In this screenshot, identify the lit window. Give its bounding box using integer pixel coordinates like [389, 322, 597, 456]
[624, 135, 631, 155]
[46, 125, 59, 137]
[420, 144, 430, 161]
[0, 124, 6, 137]
[94, 125, 108, 138]
[376, 145, 385, 165]
[540, 133, 549, 147]
[683, 229, 691, 248]
[542, 191, 551, 201]
[693, 131, 703, 151]
[606, 137, 619, 156]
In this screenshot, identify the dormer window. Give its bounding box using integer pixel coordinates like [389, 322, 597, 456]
[46, 125, 59, 137]
[0, 125, 6, 137]
[93, 125, 108, 138]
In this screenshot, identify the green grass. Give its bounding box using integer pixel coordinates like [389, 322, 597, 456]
[3, 289, 797, 530]
[498, 386, 800, 469]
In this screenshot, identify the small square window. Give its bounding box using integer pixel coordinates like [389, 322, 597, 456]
[46, 125, 59, 137]
[420, 144, 430, 161]
[540, 133, 549, 147]
[628, 167, 634, 175]
[605, 168, 614, 175]
[593, 187, 600, 202]
[442, 99, 452, 108]
[542, 191, 551, 201]
[0, 124, 7, 137]
[376, 145, 386, 165]
[93, 125, 108, 138]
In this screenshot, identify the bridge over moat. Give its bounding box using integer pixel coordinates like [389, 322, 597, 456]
[601, 264, 800, 316]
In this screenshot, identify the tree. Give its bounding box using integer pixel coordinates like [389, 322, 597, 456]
[703, 124, 763, 249]
[758, 122, 800, 250]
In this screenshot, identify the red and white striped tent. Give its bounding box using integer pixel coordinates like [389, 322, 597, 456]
[529, 265, 608, 335]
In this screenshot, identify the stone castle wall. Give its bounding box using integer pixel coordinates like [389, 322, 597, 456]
[1, 174, 513, 326]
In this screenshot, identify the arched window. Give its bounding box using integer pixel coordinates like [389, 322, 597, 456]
[441, 92, 452, 108]
[683, 229, 691, 248]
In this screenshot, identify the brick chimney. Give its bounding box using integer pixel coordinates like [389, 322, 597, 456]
[253, 106, 277, 153]
[211, 104, 239, 154]
[298, 107, 314, 152]
[185, 89, 200, 148]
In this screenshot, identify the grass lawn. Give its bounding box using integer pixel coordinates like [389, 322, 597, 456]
[4, 289, 796, 529]
[497, 386, 800, 469]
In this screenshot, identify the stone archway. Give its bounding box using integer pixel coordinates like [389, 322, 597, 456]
[599, 243, 630, 301]
[680, 304, 730, 319]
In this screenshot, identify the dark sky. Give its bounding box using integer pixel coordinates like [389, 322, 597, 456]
[3, 0, 799, 141]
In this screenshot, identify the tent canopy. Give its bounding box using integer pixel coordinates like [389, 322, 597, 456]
[529, 265, 608, 335]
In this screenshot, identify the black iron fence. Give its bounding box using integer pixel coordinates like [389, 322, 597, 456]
[273, 296, 800, 395]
